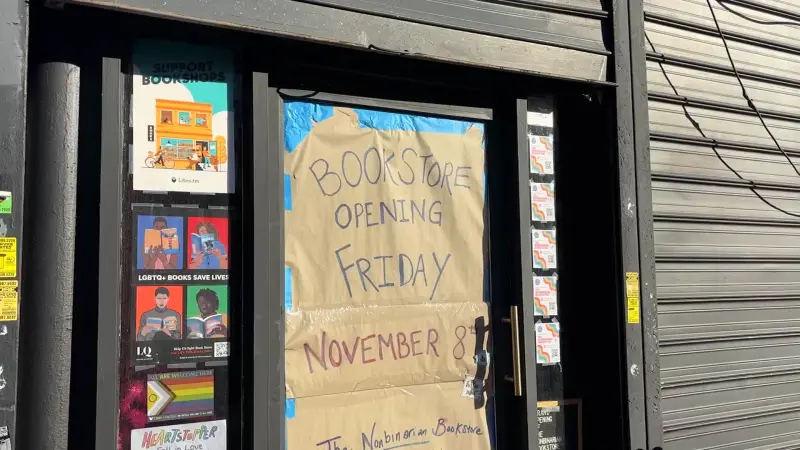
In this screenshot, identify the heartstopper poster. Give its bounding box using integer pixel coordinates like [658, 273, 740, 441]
[132, 40, 235, 194]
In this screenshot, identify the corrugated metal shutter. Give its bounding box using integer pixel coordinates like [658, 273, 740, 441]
[645, 0, 800, 448]
[295, 0, 609, 54]
[65, 0, 611, 82]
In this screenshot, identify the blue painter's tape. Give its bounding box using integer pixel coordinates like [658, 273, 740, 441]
[284, 173, 292, 211]
[285, 267, 293, 312]
[283, 101, 486, 152]
[285, 398, 296, 419]
[353, 108, 482, 135]
[284, 101, 334, 152]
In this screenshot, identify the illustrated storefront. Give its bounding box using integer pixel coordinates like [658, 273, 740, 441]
[14, 2, 661, 450]
[151, 99, 217, 171]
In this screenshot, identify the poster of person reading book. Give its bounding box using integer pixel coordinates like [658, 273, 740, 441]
[187, 216, 228, 270]
[186, 285, 228, 339]
[137, 215, 184, 270]
[136, 286, 183, 341]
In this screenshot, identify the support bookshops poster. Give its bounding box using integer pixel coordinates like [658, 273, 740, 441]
[132, 40, 235, 194]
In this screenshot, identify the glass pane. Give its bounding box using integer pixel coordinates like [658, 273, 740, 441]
[116, 40, 237, 450]
[528, 98, 580, 449]
[283, 100, 494, 449]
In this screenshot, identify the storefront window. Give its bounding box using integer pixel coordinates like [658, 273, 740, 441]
[282, 99, 495, 449]
[116, 39, 237, 450]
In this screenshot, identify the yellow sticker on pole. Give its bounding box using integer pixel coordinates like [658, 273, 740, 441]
[626, 272, 640, 324]
[0, 280, 17, 321]
[0, 238, 16, 278]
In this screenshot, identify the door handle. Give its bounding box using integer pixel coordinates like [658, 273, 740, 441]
[502, 305, 523, 396]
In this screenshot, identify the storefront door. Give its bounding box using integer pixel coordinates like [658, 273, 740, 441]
[247, 72, 600, 449]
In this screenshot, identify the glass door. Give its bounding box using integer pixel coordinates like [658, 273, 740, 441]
[283, 93, 493, 449]
[252, 83, 506, 449]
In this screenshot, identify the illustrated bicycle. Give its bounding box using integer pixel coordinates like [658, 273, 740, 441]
[144, 155, 175, 169]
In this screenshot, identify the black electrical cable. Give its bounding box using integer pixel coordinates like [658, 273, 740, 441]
[706, 0, 800, 178]
[645, 31, 800, 218]
[716, 0, 800, 28]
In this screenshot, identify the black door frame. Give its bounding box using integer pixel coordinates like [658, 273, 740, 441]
[249, 73, 538, 449]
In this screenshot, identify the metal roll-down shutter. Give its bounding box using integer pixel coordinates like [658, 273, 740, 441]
[65, 0, 611, 82]
[645, 0, 800, 448]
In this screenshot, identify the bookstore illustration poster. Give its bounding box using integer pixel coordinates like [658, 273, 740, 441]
[131, 207, 232, 365]
[132, 41, 235, 194]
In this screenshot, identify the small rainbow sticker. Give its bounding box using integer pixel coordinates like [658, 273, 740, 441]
[542, 277, 557, 291]
[538, 136, 553, 151]
[530, 157, 545, 173]
[541, 183, 555, 198]
[536, 345, 552, 363]
[533, 250, 549, 268]
[532, 203, 546, 221]
[541, 230, 557, 245]
[534, 296, 548, 316]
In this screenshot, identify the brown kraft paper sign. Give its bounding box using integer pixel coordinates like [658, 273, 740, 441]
[284, 106, 486, 311]
[285, 302, 490, 399]
[287, 382, 491, 450]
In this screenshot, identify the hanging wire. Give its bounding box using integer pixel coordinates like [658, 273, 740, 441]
[716, 0, 800, 27]
[645, 27, 800, 217]
[706, 0, 800, 178]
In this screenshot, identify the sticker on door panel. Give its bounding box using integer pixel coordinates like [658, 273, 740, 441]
[530, 182, 556, 222]
[529, 134, 554, 175]
[532, 230, 557, 270]
[0, 281, 17, 321]
[0, 192, 12, 215]
[533, 275, 558, 317]
[626, 272, 640, 324]
[0, 238, 16, 278]
[536, 322, 561, 364]
[147, 370, 214, 423]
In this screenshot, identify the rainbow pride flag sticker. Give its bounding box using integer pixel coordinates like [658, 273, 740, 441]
[147, 369, 215, 422]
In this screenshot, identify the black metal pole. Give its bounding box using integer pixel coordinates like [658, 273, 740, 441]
[17, 61, 80, 450]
